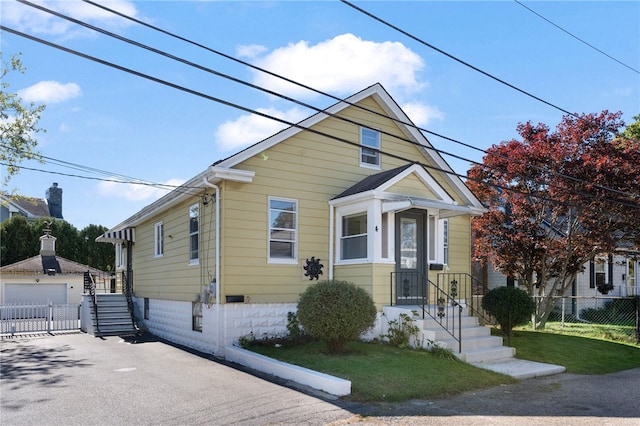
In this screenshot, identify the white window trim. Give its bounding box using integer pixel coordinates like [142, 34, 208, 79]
[440, 218, 449, 267]
[154, 221, 164, 258]
[359, 127, 381, 169]
[268, 197, 298, 264]
[335, 201, 374, 264]
[189, 203, 199, 266]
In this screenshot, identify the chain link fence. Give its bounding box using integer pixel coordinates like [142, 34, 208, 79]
[536, 295, 639, 345]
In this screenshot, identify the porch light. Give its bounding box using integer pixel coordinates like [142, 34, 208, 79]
[437, 297, 446, 318]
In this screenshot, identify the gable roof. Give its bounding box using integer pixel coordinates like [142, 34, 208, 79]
[101, 83, 484, 233]
[0, 254, 106, 275]
[333, 163, 416, 199]
[1, 195, 51, 218]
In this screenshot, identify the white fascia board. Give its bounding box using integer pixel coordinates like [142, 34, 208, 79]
[106, 170, 214, 230]
[209, 166, 255, 183]
[380, 163, 455, 204]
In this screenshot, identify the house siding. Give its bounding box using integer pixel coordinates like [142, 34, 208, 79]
[104, 85, 485, 354]
[133, 198, 212, 301]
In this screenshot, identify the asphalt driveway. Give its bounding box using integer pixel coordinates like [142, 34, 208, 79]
[1, 332, 639, 425]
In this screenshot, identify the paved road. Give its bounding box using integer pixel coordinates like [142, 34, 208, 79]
[1, 332, 639, 425]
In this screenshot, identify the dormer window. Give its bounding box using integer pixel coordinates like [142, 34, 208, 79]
[360, 127, 380, 168]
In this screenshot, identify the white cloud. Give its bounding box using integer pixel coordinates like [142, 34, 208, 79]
[214, 107, 309, 151]
[98, 178, 186, 202]
[249, 33, 426, 99]
[18, 81, 82, 104]
[2, 0, 138, 36]
[236, 44, 268, 59]
[401, 102, 444, 127]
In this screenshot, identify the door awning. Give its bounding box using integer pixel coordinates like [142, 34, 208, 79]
[95, 227, 136, 243]
[382, 198, 483, 218]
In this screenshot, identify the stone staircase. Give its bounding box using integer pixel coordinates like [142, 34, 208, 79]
[90, 293, 137, 337]
[383, 305, 515, 363]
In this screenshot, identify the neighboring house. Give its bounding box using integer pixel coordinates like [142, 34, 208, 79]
[0, 231, 110, 304]
[97, 83, 486, 355]
[0, 182, 64, 223]
[475, 250, 639, 317]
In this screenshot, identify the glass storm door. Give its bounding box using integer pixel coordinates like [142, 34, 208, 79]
[395, 210, 426, 305]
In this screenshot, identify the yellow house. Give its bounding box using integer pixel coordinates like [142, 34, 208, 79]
[97, 84, 486, 355]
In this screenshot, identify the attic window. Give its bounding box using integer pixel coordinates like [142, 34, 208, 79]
[360, 127, 380, 168]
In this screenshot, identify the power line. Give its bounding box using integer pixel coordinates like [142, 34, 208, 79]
[0, 161, 184, 190]
[35, 0, 636, 202]
[514, 0, 639, 74]
[2, 24, 637, 211]
[340, 0, 579, 118]
[3, 22, 638, 213]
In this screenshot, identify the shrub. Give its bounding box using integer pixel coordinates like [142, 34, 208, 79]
[481, 287, 535, 337]
[382, 311, 421, 348]
[297, 279, 377, 354]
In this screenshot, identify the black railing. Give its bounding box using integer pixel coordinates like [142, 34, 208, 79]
[84, 271, 100, 333]
[121, 271, 136, 328]
[390, 271, 462, 353]
[436, 272, 496, 326]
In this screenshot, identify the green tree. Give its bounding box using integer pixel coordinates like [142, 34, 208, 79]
[620, 114, 640, 140]
[79, 224, 114, 271]
[1, 216, 113, 271]
[0, 215, 37, 265]
[0, 52, 45, 191]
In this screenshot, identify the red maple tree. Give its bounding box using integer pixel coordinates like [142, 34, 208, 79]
[468, 111, 640, 328]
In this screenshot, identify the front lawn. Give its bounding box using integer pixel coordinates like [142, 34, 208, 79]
[248, 340, 516, 402]
[246, 327, 640, 402]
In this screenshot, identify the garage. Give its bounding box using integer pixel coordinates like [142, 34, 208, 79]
[3, 283, 68, 304]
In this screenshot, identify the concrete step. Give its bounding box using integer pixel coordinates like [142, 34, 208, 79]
[471, 358, 566, 379]
[457, 346, 516, 363]
[437, 335, 506, 353]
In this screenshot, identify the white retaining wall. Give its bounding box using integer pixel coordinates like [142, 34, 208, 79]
[134, 297, 300, 356]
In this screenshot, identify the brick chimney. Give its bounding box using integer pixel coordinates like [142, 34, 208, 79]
[46, 182, 63, 219]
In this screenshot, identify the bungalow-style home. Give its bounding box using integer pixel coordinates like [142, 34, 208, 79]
[0, 182, 64, 223]
[97, 83, 487, 355]
[0, 230, 110, 305]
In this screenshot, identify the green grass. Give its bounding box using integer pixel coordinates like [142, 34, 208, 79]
[246, 323, 640, 402]
[506, 326, 640, 375]
[538, 321, 636, 344]
[248, 340, 517, 402]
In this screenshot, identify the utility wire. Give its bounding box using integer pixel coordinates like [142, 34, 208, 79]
[52, 0, 638, 201]
[514, 0, 639, 74]
[341, 0, 578, 118]
[2, 25, 638, 213]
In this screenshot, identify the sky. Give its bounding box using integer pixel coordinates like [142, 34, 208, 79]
[1, 0, 638, 230]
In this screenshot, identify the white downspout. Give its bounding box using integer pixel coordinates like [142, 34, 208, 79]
[329, 203, 334, 279]
[202, 177, 221, 351]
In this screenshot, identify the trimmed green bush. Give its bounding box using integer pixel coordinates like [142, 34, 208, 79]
[297, 279, 377, 354]
[481, 286, 535, 337]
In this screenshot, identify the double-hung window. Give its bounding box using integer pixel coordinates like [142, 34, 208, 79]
[189, 203, 199, 264]
[154, 221, 164, 257]
[341, 213, 367, 260]
[269, 198, 297, 262]
[360, 127, 380, 167]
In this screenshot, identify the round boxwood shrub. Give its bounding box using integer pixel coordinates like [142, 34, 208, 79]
[297, 279, 377, 354]
[481, 286, 535, 337]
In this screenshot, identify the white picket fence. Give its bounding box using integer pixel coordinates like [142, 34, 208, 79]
[0, 303, 81, 335]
